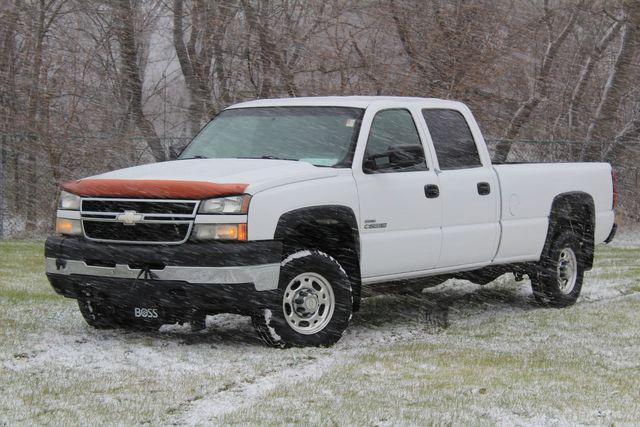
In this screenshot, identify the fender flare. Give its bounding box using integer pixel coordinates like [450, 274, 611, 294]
[543, 191, 595, 269]
[274, 205, 362, 310]
[274, 205, 360, 257]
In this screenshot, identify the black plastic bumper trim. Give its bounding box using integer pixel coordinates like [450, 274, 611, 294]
[47, 274, 278, 314]
[45, 236, 282, 268]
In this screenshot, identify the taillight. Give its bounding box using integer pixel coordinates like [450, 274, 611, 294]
[612, 169, 617, 209]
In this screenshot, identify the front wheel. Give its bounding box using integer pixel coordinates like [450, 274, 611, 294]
[252, 250, 352, 348]
[531, 230, 585, 307]
[77, 298, 119, 329]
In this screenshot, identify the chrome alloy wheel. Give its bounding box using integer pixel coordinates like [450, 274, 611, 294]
[557, 247, 578, 294]
[282, 272, 335, 335]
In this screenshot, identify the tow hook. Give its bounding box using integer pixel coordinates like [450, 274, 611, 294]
[55, 258, 67, 270]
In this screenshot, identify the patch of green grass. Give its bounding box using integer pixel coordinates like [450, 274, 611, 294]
[1, 363, 227, 425]
[0, 240, 46, 274]
[221, 295, 640, 425]
[1, 239, 639, 425]
[0, 240, 52, 299]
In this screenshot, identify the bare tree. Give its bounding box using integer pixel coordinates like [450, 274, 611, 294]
[2, 0, 640, 234]
[241, 0, 297, 97]
[112, 0, 165, 161]
[493, 0, 582, 163]
[567, 15, 623, 135]
[173, 0, 236, 135]
[0, 1, 20, 132]
[583, 0, 640, 162]
[22, 0, 69, 231]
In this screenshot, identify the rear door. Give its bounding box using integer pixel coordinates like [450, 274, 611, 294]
[354, 107, 442, 278]
[421, 108, 500, 268]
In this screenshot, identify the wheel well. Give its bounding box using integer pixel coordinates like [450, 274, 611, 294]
[274, 206, 362, 311]
[544, 192, 595, 270]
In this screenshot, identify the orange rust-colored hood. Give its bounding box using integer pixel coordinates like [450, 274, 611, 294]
[62, 179, 247, 199]
[62, 158, 337, 199]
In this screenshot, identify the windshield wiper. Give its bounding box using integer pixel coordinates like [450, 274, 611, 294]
[178, 155, 209, 160]
[238, 155, 299, 161]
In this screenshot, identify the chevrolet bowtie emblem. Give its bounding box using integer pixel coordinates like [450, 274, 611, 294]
[116, 210, 144, 226]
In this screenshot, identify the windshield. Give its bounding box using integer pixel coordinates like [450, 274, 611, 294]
[179, 106, 364, 167]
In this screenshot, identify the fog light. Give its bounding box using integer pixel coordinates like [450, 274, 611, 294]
[56, 218, 82, 236]
[192, 224, 247, 241]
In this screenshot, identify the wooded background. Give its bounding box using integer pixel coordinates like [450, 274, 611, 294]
[0, 0, 639, 237]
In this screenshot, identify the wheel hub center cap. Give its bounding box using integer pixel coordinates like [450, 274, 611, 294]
[304, 296, 318, 311]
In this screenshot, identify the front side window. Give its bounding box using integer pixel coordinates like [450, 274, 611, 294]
[422, 109, 482, 170]
[180, 107, 364, 167]
[363, 109, 427, 173]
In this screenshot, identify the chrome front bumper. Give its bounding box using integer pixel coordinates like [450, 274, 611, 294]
[45, 257, 281, 291]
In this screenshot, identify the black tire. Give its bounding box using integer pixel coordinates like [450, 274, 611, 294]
[252, 250, 352, 348]
[77, 298, 118, 329]
[531, 230, 584, 307]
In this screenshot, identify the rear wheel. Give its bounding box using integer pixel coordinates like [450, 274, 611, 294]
[252, 250, 352, 348]
[531, 230, 584, 307]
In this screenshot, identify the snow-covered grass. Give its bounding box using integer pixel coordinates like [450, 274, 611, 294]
[1, 237, 639, 425]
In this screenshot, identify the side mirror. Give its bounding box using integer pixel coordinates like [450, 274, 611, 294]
[363, 145, 426, 173]
[362, 153, 387, 173]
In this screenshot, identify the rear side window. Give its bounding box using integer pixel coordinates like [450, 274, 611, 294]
[363, 109, 427, 173]
[422, 109, 482, 170]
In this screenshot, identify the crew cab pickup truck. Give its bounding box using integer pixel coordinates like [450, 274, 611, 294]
[45, 96, 617, 347]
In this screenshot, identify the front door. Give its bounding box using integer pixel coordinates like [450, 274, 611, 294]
[354, 108, 442, 278]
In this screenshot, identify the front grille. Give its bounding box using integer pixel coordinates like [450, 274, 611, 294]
[80, 198, 198, 244]
[83, 222, 191, 243]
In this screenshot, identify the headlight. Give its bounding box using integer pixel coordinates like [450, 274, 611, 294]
[192, 224, 247, 241]
[56, 218, 82, 236]
[198, 195, 250, 214]
[59, 191, 81, 210]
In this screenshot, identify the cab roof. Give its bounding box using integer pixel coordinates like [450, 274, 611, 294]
[227, 96, 466, 110]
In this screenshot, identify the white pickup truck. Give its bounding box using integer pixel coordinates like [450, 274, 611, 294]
[45, 96, 616, 347]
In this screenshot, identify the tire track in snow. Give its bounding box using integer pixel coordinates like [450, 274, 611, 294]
[173, 348, 347, 424]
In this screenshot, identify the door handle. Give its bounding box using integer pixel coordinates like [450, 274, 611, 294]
[477, 182, 491, 196]
[424, 184, 440, 199]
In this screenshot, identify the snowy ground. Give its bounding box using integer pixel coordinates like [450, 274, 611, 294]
[1, 233, 639, 425]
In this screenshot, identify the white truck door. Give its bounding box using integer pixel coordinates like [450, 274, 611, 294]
[421, 108, 500, 268]
[354, 108, 442, 278]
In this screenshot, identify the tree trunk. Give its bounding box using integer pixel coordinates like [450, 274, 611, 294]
[389, 0, 430, 78]
[494, 2, 580, 163]
[25, 0, 46, 233]
[211, 2, 235, 107]
[583, 1, 640, 162]
[114, 0, 165, 161]
[173, 0, 207, 136]
[241, 0, 297, 97]
[0, 2, 19, 236]
[567, 19, 622, 135]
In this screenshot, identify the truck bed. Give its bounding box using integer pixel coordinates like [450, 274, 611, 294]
[492, 162, 614, 264]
